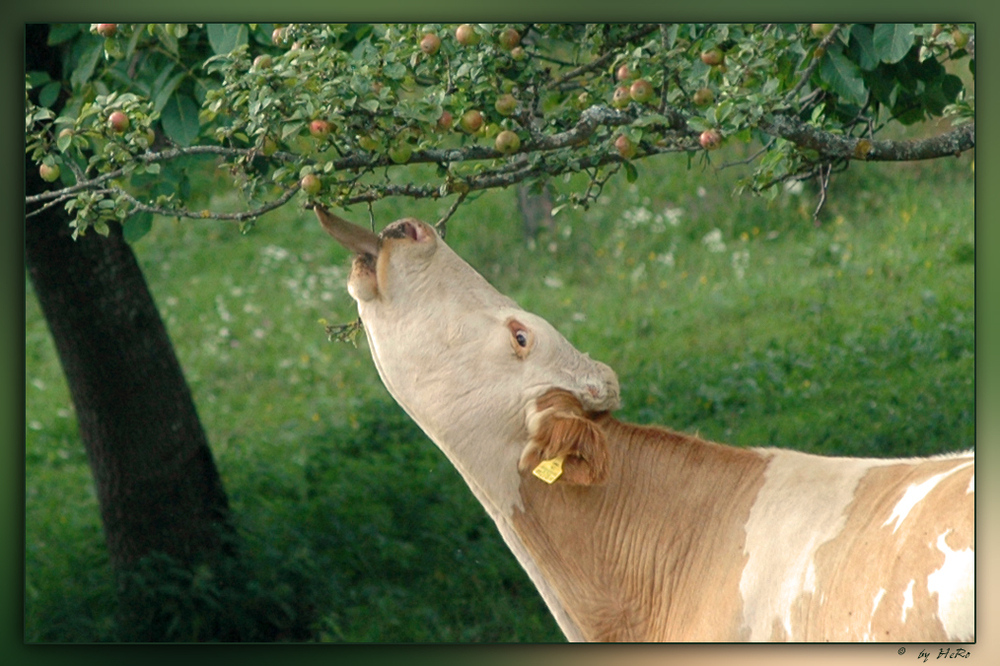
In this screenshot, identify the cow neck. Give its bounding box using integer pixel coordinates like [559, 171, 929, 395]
[508, 415, 770, 641]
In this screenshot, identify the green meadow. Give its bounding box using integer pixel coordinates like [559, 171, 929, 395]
[25, 149, 974, 641]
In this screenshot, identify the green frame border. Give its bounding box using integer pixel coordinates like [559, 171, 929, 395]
[12, 4, 994, 665]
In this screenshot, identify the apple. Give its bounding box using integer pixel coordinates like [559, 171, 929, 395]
[810, 24, 834, 38]
[699, 129, 722, 150]
[952, 29, 969, 49]
[436, 110, 454, 131]
[310, 119, 333, 139]
[300, 173, 322, 195]
[510, 46, 526, 60]
[95, 24, 117, 38]
[459, 109, 484, 133]
[629, 79, 654, 103]
[39, 163, 61, 182]
[498, 28, 520, 50]
[612, 85, 631, 109]
[692, 87, 715, 106]
[356, 134, 379, 151]
[253, 54, 272, 69]
[455, 24, 480, 46]
[700, 47, 724, 67]
[494, 93, 517, 116]
[272, 27, 287, 46]
[420, 33, 441, 55]
[107, 110, 129, 133]
[614, 134, 636, 159]
[615, 64, 632, 82]
[388, 143, 413, 164]
[261, 136, 278, 156]
[495, 130, 521, 154]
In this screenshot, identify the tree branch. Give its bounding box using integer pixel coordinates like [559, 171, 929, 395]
[758, 114, 975, 161]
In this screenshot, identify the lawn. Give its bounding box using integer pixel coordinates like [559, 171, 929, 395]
[24, 148, 974, 641]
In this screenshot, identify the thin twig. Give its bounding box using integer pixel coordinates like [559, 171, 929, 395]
[434, 191, 469, 238]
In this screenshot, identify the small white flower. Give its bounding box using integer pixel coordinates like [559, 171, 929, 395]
[702, 228, 726, 253]
[543, 275, 564, 289]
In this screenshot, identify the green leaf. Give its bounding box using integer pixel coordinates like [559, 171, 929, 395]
[207, 24, 248, 55]
[38, 81, 61, 108]
[69, 40, 103, 90]
[872, 24, 914, 64]
[848, 25, 879, 71]
[161, 93, 201, 146]
[123, 212, 153, 243]
[819, 47, 867, 106]
[623, 161, 638, 183]
[153, 72, 186, 114]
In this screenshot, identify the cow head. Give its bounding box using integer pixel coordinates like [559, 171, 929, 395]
[315, 205, 619, 483]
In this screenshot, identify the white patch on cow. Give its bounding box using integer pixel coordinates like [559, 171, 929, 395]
[901, 579, 915, 624]
[882, 460, 974, 533]
[740, 449, 897, 641]
[863, 588, 887, 641]
[926, 531, 974, 641]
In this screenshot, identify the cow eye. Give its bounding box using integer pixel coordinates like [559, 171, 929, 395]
[507, 318, 533, 358]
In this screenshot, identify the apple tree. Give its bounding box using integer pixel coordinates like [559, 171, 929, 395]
[27, 22, 974, 237]
[24, 22, 974, 640]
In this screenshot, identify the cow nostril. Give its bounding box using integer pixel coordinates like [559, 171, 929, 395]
[404, 221, 419, 242]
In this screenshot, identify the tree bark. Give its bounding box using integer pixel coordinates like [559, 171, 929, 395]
[25, 165, 235, 565]
[26, 24, 236, 639]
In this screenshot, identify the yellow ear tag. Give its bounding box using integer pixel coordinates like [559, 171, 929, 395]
[532, 455, 566, 485]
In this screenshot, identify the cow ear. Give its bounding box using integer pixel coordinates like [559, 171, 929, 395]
[520, 392, 609, 486]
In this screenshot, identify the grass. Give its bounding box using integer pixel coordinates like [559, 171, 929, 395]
[24, 148, 974, 642]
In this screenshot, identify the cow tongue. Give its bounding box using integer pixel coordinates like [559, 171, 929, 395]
[314, 205, 380, 257]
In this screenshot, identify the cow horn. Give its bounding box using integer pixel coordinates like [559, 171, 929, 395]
[314, 205, 380, 256]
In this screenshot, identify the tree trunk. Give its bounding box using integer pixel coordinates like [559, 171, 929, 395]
[25, 204, 233, 569]
[25, 24, 237, 640]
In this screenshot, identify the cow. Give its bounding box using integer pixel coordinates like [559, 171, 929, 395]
[314, 205, 975, 643]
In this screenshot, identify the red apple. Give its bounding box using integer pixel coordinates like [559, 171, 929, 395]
[700, 47, 724, 66]
[498, 28, 520, 50]
[310, 119, 333, 139]
[495, 130, 521, 154]
[699, 129, 722, 150]
[436, 110, 454, 131]
[455, 24, 479, 46]
[39, 163, 61, 182]
[612, 85, 631, 109]
[107, 110, 129, 133]
[615, 64, 632, 82]
[614, 134, 636, 159]
[95, 24, 117, 38]
[253, 54, 272, 69]
[459, 109, 484, 133]
[300, 174, 322, 195]
[272, 27, 287, 46]
[420, 33, 441, 55]
[629, 79, 654, 103]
